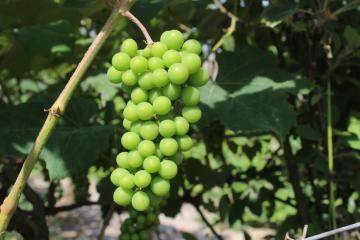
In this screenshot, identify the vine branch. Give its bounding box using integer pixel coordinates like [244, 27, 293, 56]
[0, 1, 135, 237]
[122, 11, 153, 45]
[193, 204, 224, 240]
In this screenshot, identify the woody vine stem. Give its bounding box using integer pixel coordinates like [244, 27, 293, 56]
[0, 0, 156, 237]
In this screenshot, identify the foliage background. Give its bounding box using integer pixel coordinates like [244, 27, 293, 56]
[0, 0, 360, 239]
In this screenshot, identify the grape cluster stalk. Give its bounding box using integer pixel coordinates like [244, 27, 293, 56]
[107, 29, 209, 212]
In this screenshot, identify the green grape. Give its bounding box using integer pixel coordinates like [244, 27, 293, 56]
[143, 156, 160, 173]
[159, 138, 178, 156]
[130, 56, 148, 74]
[181, 86, 200, 106]
[139, 231, 149, 240]
[137, 215, 146, 225]
[111, 168, 129, 186]
[131, 87, 148, 104]
[163, 83, 181, 100]
[121, 132, 141, 150]
[139, 121, 159, 140]
[159, 160, 178, 180]
[121, 233, 130, 240]
[119, 173, 135, 189]
[134, 170, 152, 188]
[137, 140, 156, 157]
[123, 119, 132, 130]
[139, 46, 151, 58]
[130, 234, 140, 240]
[151, 42, 168, 57]
[121, 83, 134, 94]
[138, 72, 153, 90]
[151, 177, 170, 196]
[155, 145, 163, 159]
[127, 150, 144, 169]
[148, 57, 164, 71]
[121, 39, 138, 57]
[160, 30, 184, 50]
[132, 191, 150, 211]
[113, 187, 133, 206]
[181, 52, 201, 74]
[116, 152, 130, 168]
[146, 212, 157, 222]
[162, 50, 181, 68]
[136, 102, 154, 120]
[123, 104, 139, 122]
[168, 63, 189, 84]
[189, 68, 209, 87]
[152, 69, 169, 88]
[182, 106, 202, 123]
[159, 119, 176, 137]
[107, 66, 122, 83]
[169, 151, 183, 165]
[182, 39, 202, 55]
[122, 70, 138, 86]
[177, 135, 193, 151]
[148, 88, 162, 103]
[130, 121, 142, 134]
[152, 96, 172, 115]
[112, 52, 131, 71]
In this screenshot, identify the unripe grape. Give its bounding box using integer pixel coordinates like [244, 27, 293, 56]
[131, 87, 148, 104]
[136, 102, 154, 120]
[182, 39, 202, 55]
[121, 132, 141, 150]
[148, 57, 164, 71]
[113, 187, 133, 206]
[138, 72, 153, 90]
[123, 104, 139, 122]
[159, 160, 178, 180]
[127, 151, 143, 169]
[132, 191, 150, 211]
[189, 68, 209, 87]
[153, 96, 172, 115]
[159, 138, 178, 156]
[160, 30, 184, 50]
[139, 46, 151, 58]
[111, 168, 129, 186]
[122, 70, 138, 86]
[174, 116, 189, 135]
[177, 135, 193, 151]
[123, 119, 132, 130]
[130, 56, 148, 74]
[119, 173, 135, 189]
[159, 119, 176, 137]
[139, 121, 159, 140]
[112, 52, 131, 71]
[116, 152, 130, 168]
[152, 69, 169, 87]
[121, 39, 138, 57]
[168, 63, 189, 85]
[143, 156, 161, 173]
[134, 170, 152, 188]
[162, 50, 181, 67]
[181, 86, 200, 106]
[107, 66, 122, 83]
[151, 177, 170, 196]
[137, 140, 156, 157]
[181, 52, 201, 74]
[151, 42, 167, 57]
[130, 121, 142, 134]
[169, 151, 183, 165]
[182, 106, 202, 123]
[148, 88, 162, 103]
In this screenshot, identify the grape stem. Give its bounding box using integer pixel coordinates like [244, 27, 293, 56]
[0, 0, 136, 237]
[122, 11, 154, 45]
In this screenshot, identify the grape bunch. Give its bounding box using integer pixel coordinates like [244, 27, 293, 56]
[119, 209, 159, 240]
[108, 29, 209, 211]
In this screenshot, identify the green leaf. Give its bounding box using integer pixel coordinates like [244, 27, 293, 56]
[132, 0, 165, 22]
[344, 26, 360, 49]
[262, 2, 298, 27]
[182, 232, 197, 240]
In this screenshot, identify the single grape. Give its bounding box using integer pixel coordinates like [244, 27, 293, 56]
[143, 156, 161, 173]
[138, 72, 153, 90]
[137, 140, 156, 157]
[159, 160, 178, 179]
[130, 56, 148, 74]
[159, 119, 176, 137]
[152, 96, 172, 115]
[132, 191, 150, 211]
[181, 52, 201, 74]
[174, 116, 189, 135]
[182, 106, 202, 123]
[159, 138, 178, 156]
[137, 215, 146, 225]
[177, 135, 193, 151]
[110, 168, 129, 186]
[127, 150, 144, 169]
[160, 30, 184, 50]
[136, 102, 154, 120]
[151, 42, 168, 57]
[121, 132, 141, 150]
[162, 50, 181, 68]
[121, 39, 138, 57]
[189, 68, 209, 87]
[169, 151, 183, 165]
[168, 63, 189, 85]
[113, 187, 133, 206]
[134, 170, 152, 188]
[148, 88, 162, 103]
[123, 104, 139, 122]
[130, 234, 140, 240]
[148, 57, 164, 71]
[146, 212, 157, 222]
[107, 66, 122, 83]
[151, 177, 170, 196]
[116, 152, 130, 168]
[139, 121, 159, 140]
[112, 52, 131, 71]
[152, 69, 169, 87]
[139, 46, 151, 58]
[119, 173, 135, 189]
[130, 121, 142, 134]
[181, 86, 200, 106]
[122, 70, 138, 86]
[131, 87, 148, 104]
[123, 119, 132, 130]
[139, 231, 149, 240]
[155, 145, 163, 159]
[163, 83, 181, 100]
[182, 39, 202, 55]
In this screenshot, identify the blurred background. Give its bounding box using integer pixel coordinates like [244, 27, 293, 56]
[0, 0, 360, 239]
